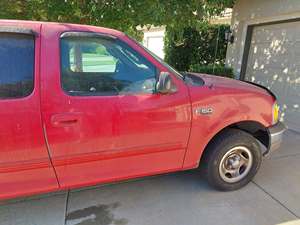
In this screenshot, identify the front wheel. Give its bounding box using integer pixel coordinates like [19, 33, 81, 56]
[203, 129, 262, 191]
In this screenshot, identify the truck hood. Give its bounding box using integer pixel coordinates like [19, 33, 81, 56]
[185, 72, 273, 98]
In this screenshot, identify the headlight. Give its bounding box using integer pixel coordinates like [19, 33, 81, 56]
[272, 102, 280, 125]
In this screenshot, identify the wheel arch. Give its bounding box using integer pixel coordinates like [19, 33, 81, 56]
[199, 120, 269, 165]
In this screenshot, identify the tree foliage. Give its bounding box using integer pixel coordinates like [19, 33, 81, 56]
[165, 24, 230, 71]
[0, 0, 234, 39]
[190, 64, 234, 78]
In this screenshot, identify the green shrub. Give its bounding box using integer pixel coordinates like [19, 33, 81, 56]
[164, 23, 230, 72]
[189, 64, 234, 78]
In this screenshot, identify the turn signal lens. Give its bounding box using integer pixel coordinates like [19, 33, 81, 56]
[273, 102, 280, 125]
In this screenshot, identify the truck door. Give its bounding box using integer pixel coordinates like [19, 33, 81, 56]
[41, 25, 191, 188]
[0, 22, 59, 199]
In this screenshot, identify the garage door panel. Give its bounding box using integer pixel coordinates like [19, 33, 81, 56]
[246, 61, 291, 85]
[245, 21, 300, 131]
[247, 43, 290, 72]
[246, 67, 293, 123]
[285, 74, 300, 106]
[252, 24, 294, 43]
[247, 55, 290, 71]
[252, 32, 290, 45]
[283, 101, 300, 130]
[246, 68, 289, 102]
[289, 41, 300, 68]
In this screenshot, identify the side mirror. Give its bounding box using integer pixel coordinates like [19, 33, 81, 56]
[156, 72, 177, 94]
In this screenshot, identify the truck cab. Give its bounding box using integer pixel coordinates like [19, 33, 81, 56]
[0, 20, 285, 200]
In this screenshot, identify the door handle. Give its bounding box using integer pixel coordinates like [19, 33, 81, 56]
[51, 113, 82, 127]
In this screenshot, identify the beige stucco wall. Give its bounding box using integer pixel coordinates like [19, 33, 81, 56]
[226, 0, 300, 78]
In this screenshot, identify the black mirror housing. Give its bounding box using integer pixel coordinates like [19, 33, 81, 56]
[156, 72, 177, 94]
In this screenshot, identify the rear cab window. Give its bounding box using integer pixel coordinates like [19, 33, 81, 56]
[0, 33, 35, 99]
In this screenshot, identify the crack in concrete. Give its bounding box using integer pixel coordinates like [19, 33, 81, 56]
[64, 190, 70, 225]
[289, 129, 300, 136]
[252, 181, 300, 219]
[270, 153, 300, 160]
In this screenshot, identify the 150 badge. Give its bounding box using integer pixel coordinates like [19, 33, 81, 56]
[195, 107, 213, 115]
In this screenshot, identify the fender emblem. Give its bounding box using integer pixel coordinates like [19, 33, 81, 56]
[195, 107, 213, 115]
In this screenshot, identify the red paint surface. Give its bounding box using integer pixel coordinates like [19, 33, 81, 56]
[0, 20, 275, 200]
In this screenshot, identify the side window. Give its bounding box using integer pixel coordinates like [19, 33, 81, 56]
[69, 41, 117, 73]
[0, 34, 34, 99]
[60, 35, 157, 96]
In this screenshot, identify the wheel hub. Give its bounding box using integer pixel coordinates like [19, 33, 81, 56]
[227, 155, 241, 169]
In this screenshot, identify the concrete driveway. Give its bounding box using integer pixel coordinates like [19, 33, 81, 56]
[1, 130, 300, 225]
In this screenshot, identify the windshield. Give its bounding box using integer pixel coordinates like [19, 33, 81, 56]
[127, 36, 184, 79]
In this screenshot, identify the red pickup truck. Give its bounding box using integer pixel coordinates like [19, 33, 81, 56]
[0, 20, 286, 200]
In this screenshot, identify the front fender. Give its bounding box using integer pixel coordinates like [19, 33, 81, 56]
[182, 85, 273, 169]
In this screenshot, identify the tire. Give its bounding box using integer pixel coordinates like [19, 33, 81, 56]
[202, 129, 262, 191]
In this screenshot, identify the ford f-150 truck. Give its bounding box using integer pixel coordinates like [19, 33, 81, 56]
[0, 20, 286, 200]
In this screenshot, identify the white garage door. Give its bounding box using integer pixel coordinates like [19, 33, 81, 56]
[245, 21, 300, 131]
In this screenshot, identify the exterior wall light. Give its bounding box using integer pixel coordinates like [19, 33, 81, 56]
[225, 29, 235, 44]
